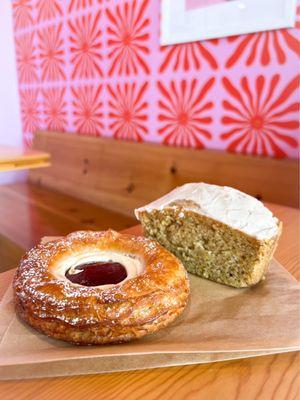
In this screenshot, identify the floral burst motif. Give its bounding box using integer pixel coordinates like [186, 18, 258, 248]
[15, 32, 38, 84]
[221, 75, 299, 158]
[71, 85, 103, 135]
[36, 0, 63, 22]
[107, 82, 148, 142]
[20, 89, 40, 133]
[69, 11, 103, 79]
[12, 0, 33, 30]
[157, 78, 214, 148]
[160, 41, 218, 72]
[226, 8, 300, 68]
[106, 0, 150, 76]
[42, 87, 67, 131]
[68, 0, 93, 12]
[38, 23, 66, 81]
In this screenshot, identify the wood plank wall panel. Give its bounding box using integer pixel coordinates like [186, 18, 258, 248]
[29, 131, 299, 217]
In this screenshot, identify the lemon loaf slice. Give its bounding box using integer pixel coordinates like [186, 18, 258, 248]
[135, 183, 281, 288]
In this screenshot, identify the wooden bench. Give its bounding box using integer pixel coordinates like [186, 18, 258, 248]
[30, 130, 299, 214]
[0, 130, 298, 271]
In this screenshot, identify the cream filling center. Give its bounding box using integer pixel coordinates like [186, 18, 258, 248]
[51, 249, 145, 288]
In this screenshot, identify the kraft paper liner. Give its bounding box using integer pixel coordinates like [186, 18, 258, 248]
[0, 349, 295, 380]
[0, 248, 299, 379]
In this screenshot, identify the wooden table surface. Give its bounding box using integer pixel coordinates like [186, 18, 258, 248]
[0, 200, 299, 399]
[0, 146, 50, 172]
[0, 183, 135, 273]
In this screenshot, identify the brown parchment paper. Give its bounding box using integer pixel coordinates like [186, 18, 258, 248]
[0, 242, 299, 380]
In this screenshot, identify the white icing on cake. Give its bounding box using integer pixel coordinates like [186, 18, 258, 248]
[135, 183, 279, 240]
[50, 249, 145, 288]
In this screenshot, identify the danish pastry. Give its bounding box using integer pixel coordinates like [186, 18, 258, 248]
[14, 230, 189, 345]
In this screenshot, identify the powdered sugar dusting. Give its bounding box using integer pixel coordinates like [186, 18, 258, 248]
[13, 230, 189, 330]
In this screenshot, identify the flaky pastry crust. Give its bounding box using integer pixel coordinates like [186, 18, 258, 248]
[13, 230, 190, 345]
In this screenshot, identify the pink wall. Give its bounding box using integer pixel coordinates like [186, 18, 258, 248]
[12, 0, 300, 158]
[0, 0, 25, 185]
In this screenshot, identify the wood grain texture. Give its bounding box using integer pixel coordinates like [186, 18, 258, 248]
[266, 203, 300, 280]
[0, 234, 24, 274]
[0, 183, 134, 272]
[29, 131, 299, 214]
[0, 353, 299, 400]
[0, 145, 50, 171]
[0, 199, 299, 399]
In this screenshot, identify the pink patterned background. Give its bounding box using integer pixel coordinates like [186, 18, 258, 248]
[12, 0, 300, 158]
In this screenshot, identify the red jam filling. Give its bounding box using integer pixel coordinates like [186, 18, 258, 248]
[65, 262, 127, 287]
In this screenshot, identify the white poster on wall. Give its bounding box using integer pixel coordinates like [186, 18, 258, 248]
[161, 0, 298, 45]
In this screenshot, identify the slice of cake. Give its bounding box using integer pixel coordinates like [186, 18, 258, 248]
[135, 183, 282, 288]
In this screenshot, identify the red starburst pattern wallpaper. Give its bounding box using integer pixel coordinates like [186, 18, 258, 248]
[12, 0, 300, 158]
[68, 10, 103, 79]
[157, 78, 214, 148]
[42, 87, 67, 131]
[160, 41, 219, 72]
[106, 0, 150, 76]
[221, 75, 299, 157]
[13, 0, 33, 30]
[15, 31, 38, 84]
[38, 23, 66, 81]
[108, 82, 148, 141]
[226, 8, 300, 68]
[36, 0, 63, 22]
[19, 88, 40, 133]
[68, 0, 93, 13]
[71, 84, 104, 136]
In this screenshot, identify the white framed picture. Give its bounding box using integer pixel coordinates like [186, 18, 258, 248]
[161, 0, 298, 45]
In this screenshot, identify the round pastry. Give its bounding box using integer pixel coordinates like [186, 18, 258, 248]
[13, 230, 190, 345]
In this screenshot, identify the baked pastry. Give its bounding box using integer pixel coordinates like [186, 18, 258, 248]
[135, 183, 282, 288]
[14, 230, 189, 345]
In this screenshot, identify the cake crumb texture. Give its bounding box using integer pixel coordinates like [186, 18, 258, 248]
[138, 207, 281, 288]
